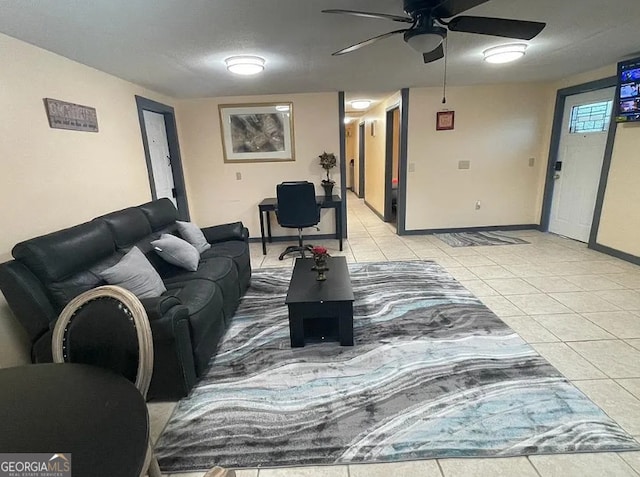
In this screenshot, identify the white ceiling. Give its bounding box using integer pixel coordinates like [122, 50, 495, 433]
[1, 0, 639, 99]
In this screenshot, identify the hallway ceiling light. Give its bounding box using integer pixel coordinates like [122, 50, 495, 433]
[483, 44, 527, 64]
[344, 117, 354, 124]
[225, 56, 265, 75]
[350, 100, 371, 110]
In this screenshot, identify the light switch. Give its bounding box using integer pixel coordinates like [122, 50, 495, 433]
[528, 157, 535, 167]
[408, 163, 416, 173]
[236, 172, 242, 180]
[458, 160, 470, 170]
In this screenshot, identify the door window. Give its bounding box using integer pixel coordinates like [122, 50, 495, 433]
[569, 100, 613, 134]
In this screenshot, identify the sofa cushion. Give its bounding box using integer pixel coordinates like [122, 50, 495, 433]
[163, 256, 240, 323]
[99, 247, 166, 298]
[48, 252, 123, 310]
[151, 234, 200, 272]
[164, 279, 222, 341]
[202, 241, 250, 272]
[95, 208, 152, 248]
[12, 220, 115, 283]
[138, 198, 178, 232]
[176, 221, 211, 254]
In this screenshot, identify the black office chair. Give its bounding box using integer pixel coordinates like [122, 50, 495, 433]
[275, 181, 321, 260]
[52, 286, 161, 477]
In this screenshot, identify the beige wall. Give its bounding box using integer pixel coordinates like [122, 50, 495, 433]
[0, 33, 175, 260]
[597, 122, 640, 256]
[357, 93, 401, 216]
[405, 83, 550, 230]
[0, 33, 175, 366]
[175, 93, 340, 238]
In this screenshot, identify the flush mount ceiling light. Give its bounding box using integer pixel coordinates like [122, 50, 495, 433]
[350, 100, 371, 110]
[344, 117, 354, 124]
[225, 56, 265, 75]
[483, 44, 527, 64]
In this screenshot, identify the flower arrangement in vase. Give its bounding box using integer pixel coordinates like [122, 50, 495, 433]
[307, 245, 330, 281]
[319, 152, 337, 198]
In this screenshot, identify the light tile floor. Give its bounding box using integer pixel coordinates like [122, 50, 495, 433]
[151, 191, 640, 476]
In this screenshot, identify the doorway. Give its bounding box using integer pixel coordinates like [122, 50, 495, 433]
[548, 87, 615, 242]
[358, 122, 365, 199]
[384, 106, 400, 224]
[135, 96, 190, 220]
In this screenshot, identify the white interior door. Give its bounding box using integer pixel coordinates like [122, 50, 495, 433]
[549, 87, 614, 242]
[143, 110, 176, 207]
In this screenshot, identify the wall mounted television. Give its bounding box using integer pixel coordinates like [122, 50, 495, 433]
[615, 56, 640, 123]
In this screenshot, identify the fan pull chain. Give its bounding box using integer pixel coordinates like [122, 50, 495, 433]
[442, 37, 448, 104]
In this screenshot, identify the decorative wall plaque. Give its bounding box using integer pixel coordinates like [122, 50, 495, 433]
[43, 98, 99, 132]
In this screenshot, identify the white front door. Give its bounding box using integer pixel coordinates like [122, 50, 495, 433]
[549, 87, 614, 242]
[143, 110, 177, 207]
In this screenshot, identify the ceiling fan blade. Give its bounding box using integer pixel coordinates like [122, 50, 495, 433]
[448, 16, 546, 40]
[332, 29, 409, 56]
[433, 0, 490, 19]
[423, 44, 445, 64]
[322, 9, 412, 23]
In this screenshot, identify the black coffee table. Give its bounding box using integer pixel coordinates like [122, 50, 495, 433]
[285, 256, 354, 347]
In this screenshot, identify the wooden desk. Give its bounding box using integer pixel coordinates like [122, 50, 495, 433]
[0, 363, 149, 477]
[258, 195, 343, 255]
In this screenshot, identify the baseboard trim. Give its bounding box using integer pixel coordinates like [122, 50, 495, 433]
[589, 242, 640, 266]
[364, 200, 385, 221]
[402, 224, 540, 235]
[249, 234, 338, 244]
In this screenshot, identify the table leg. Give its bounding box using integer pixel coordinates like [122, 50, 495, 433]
[266, 211, 272, 243]
[336, 204, 343, 251]
[259, 209, 267, 255]
[339, 303, 354, 346]
[288, 310, 305, 348]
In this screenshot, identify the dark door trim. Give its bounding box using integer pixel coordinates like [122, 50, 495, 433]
[539, 76, 617, 234]
[338, 91, 348, 239]
[135, 95, 190, 220]
[384, 105, 400, 222]
[396, 88, 410, 235]
[358, 122, 366, 198]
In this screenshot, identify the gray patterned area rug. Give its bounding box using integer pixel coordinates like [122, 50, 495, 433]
[435, 231, 530, 247]
[155, 261, 638, 472]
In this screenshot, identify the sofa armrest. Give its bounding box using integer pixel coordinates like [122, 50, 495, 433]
[201, 221, 248, 244]
[139, 295, 182, 322]
[0, 260, 56, 342]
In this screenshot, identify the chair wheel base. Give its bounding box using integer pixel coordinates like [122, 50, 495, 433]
[279, 245, 312, 260]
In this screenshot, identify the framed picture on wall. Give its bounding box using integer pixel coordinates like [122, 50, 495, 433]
[218, 102, 295, 162]
[436, 110, 455, 131]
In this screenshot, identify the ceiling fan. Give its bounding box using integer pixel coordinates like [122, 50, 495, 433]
[323, 0, 546, 63]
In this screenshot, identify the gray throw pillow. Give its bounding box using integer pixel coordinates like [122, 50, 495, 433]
[176, 221, 211, 254]
[99, 247, 166, 299]
[151, 233, 200, 272]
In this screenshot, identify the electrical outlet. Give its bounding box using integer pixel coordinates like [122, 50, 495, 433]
[236, 172, 242, 180]
[528, 157, 535, 167]
[475, 201, 481, 210]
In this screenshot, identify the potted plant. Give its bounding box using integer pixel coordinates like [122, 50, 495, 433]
[319, 152, 337, 198]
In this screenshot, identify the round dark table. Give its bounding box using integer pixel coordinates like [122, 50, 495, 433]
[0, 363, 149, 477]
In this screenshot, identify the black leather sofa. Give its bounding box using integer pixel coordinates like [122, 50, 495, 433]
[0, 198, 251, 399]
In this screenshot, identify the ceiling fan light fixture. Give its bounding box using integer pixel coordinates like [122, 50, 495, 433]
[405, 31, 445, 54]
[225, 56, 265, 75]
[483, 44, 527, 64]
[350, 100, 371, 110]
